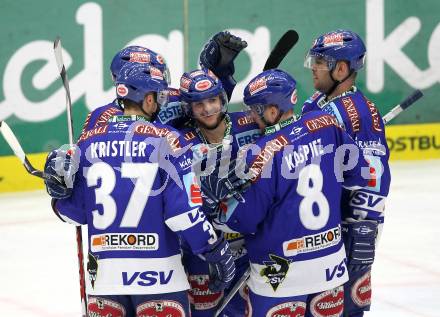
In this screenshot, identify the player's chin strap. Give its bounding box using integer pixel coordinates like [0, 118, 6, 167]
[325, 67, 355, 97]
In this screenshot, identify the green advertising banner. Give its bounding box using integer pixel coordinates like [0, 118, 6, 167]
[0, 0, 439, 158]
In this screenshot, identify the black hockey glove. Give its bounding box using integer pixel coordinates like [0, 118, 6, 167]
[199, 31, 248, 78]
[342, 219, 378, 272]
[201, 237, 235, 292]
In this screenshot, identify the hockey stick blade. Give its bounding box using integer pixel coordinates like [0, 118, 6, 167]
[0, 121, 62, 182]
[263, 30, 299, 71]
[54, 36, 75, 144]
[383, 89, 424, 124]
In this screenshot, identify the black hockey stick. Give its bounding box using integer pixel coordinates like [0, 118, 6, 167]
[213, 267, 250, 317]
[263, 29, 299, 71]
[382, 89, 423, 124]
[54, 36, 88, 317]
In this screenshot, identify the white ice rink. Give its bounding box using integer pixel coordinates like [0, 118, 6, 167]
[1, 160, 439, 316]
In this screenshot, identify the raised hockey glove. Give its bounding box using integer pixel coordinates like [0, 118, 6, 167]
[44, 145, 80, 199]
[342, 219, 378, 272]
[199, 31, 248, 79]
[201, 237, 235, 292]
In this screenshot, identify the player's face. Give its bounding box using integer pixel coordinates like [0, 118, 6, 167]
[191, 95, 224, 130]
[311, 57, 334, 93]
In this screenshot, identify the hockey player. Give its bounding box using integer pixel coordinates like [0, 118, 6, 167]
[200, 69, 370, 317]
[80, 45, 183, 133]
[303, 30, 390, 316]
[43, 63, 235, 316]
[83, 31, 246, 133]
[178, 68, 260, 317]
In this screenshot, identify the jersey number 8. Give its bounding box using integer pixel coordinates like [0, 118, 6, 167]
[297, 164, 330, 230]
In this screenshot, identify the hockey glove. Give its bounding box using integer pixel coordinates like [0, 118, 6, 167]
[199, 31, 248, 79]
[199, 158, 251, 209]
[44, 145, 80, 199]
[201, 237, 235, 292]
[342, 219, 378, 272]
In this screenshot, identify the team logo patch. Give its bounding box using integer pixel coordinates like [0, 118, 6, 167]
[290, 89, 298, 105]
[266, 301, 306, 317]
[87, 252, 98, 289]
[351, 271, 372, 307]
[310, 286, 344, 317]
[188, 275, 224, 310]
[129, 51, 150, 63]
[88, 297, 126, 317]
[323, 33, 344, 47]
[260, 254, 291, 291]
[137, 300, 185, 316]
[180, 77, 191, 92]
[116, 84, 128, 97]
[249, 76, 268, 95]
[195, 79, 212, 91]
[150, 66, 164, 80]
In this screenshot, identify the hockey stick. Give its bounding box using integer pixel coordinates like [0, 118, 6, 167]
[54, 36, 88, 317]
[382, 89, 423, 124]
[214, 267, 250, 317]
[263, 29, 299, 71]
[0, 121, 62, 183]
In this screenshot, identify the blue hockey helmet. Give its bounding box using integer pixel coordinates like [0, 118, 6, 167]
[110, 46, 170, 84]
[304, 29, 366, 71]
[179, 68, 227, 116]
[115, 63, 168, 106]
[243, 69, 297, 116]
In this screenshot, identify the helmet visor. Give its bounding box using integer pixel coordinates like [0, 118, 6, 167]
[246, 104, 266, 117]
[157, 89, 169, 107]
[304, 52, 336, 70]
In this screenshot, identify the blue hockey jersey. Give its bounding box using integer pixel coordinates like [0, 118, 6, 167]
[302, 88, 390, 222]
[217, 111, 369, 297]
[180, 111, 261, 260]
[55, 115, 218, 295]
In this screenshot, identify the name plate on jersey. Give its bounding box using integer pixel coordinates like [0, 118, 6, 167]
[91, 233, 159, 252]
